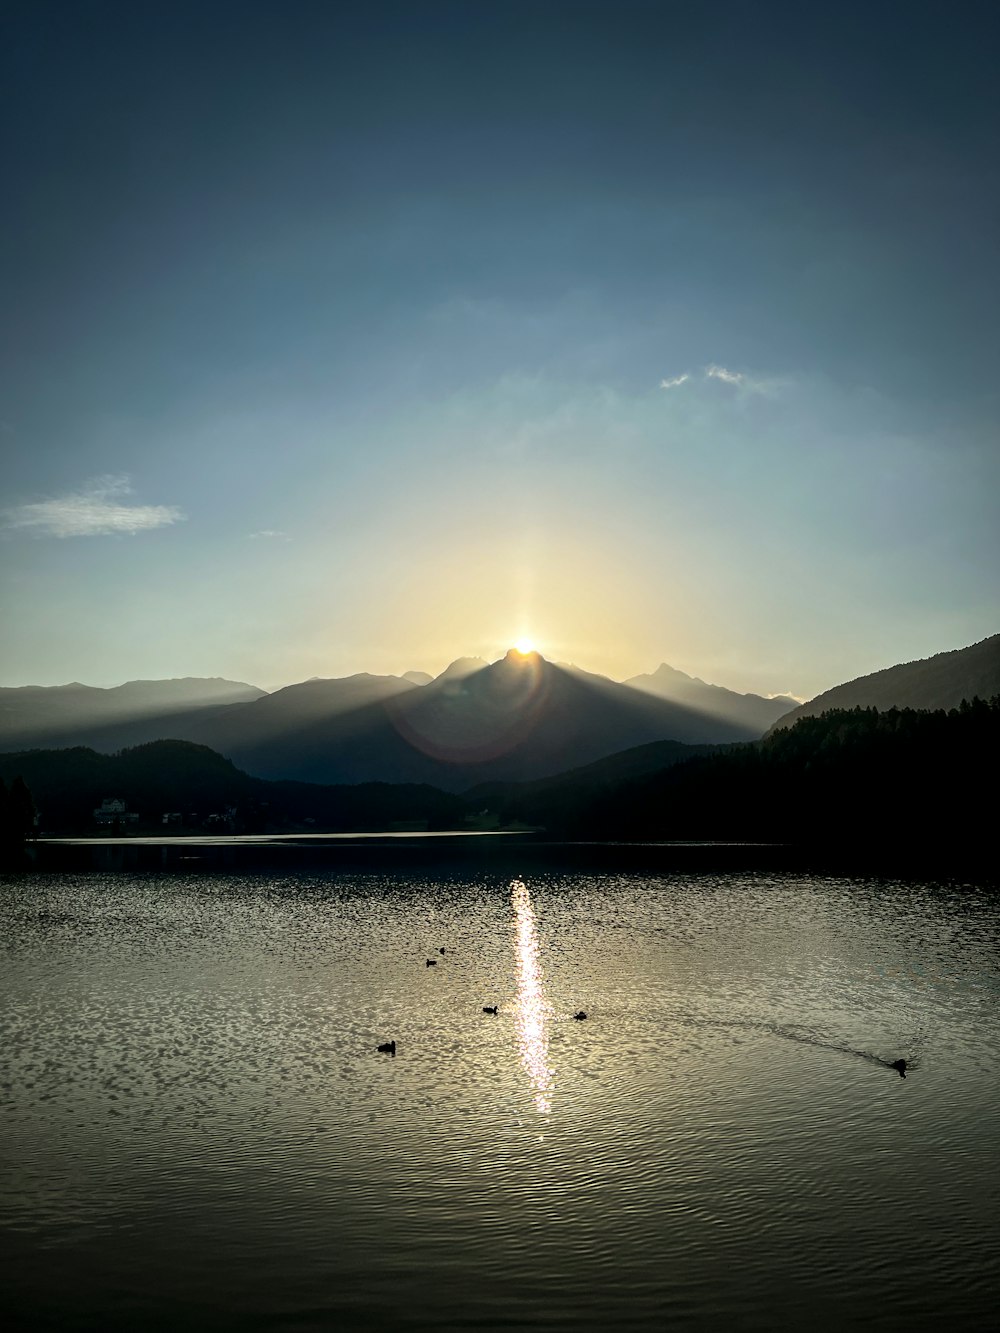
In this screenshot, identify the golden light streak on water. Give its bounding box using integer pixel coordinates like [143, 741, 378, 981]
[510, 878, 553, 1115]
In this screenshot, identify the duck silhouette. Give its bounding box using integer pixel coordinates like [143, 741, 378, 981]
[377, 1041, 396, 1055]
[890, 1059, 907, 1078]
[426, 959, 437, 967]
[572, 1011, 587, 1021]
[482, 1005, 499, 1015]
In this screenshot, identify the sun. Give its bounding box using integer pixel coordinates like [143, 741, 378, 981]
[513, 637, 536, 655]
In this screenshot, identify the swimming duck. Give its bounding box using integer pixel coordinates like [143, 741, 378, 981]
[377, 1041, 396, 1055]
[572, 1011, 587, 1020]
[891, 1058, 907, 1078]
[426, 959, 437, 967]
[482, 1005, 499, 1015]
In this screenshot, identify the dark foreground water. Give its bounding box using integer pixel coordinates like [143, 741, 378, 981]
[1, 865, 997, 1331]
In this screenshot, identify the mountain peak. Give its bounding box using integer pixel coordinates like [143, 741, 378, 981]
[502, 647, 544, 666]
[651, 662, 697, 683]
[624, 662, 797, 732]
[433, 657, 488, 683]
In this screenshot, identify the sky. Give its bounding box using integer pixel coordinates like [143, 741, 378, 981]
[2, 0, 998, 698]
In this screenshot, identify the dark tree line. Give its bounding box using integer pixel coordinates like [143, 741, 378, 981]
[492, 697, 999, 851]
[0, 739, 465, 834]
[0, 775, 35, 859]
[1, 701, 995, 856]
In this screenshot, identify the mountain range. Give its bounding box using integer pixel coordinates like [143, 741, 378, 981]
[1, 635, 994, 792]
[0, 652, 788, 790]
[0, 676, 264, 749]
[624, 663, 797, 732]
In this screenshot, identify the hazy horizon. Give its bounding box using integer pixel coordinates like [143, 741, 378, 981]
[2, 2, 997, 703]
[0, 643, 809, 701]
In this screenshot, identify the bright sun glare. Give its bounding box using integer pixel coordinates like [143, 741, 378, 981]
[513, 637, 536, 655]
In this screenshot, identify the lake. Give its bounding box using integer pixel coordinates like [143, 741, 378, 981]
[2, 861, 998, 1330]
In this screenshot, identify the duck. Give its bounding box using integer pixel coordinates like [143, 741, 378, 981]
[482, 1005, 499, 1015]
[377, 1041, 396, 1055]
[426, 959, 437, 967]
[890, 1058, 907, 1078]
[572, 1011, 587, 1021]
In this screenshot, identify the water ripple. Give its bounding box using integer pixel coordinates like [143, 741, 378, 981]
[1, 868, 997, 1330]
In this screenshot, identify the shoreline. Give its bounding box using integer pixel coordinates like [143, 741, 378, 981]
[6, 832, 993, 882]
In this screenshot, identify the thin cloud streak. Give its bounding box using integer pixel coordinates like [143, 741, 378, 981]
[2, 475, 184, 538]
[659, 366, 782, 395]
[704, 364, 780, 395]
[705, 364, 746, 386]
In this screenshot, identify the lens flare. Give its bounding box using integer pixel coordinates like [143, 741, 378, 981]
[511, 878, 553, 1115]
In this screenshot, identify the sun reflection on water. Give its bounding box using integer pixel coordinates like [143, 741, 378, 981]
[511, 878, 553, 1115]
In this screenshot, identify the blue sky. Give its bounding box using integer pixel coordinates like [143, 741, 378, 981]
[2, 0, 997, 696]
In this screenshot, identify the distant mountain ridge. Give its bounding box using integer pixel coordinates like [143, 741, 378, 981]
[0, 653, 767, 791]
[196, 650, 765, 789]
[768, 634, 1000, 733]
[5, 636, 993, 792]
[624, 662, 797, 732]
[0, 677, 266, 749]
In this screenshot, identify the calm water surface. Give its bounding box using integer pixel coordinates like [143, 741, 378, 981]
[1, 867, 997, 1330]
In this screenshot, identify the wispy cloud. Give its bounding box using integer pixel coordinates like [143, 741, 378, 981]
[659, 366, 782, 395]
[248, 529, 292, 542]
[705, 364, 746, 386]
[2, 475, 184, 539]
[704, 364, 779, 394]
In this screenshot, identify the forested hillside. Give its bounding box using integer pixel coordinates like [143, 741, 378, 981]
[770, 635, 1000, 732]
[500, 699, 998, 850]
[0, 740, 465, 833]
